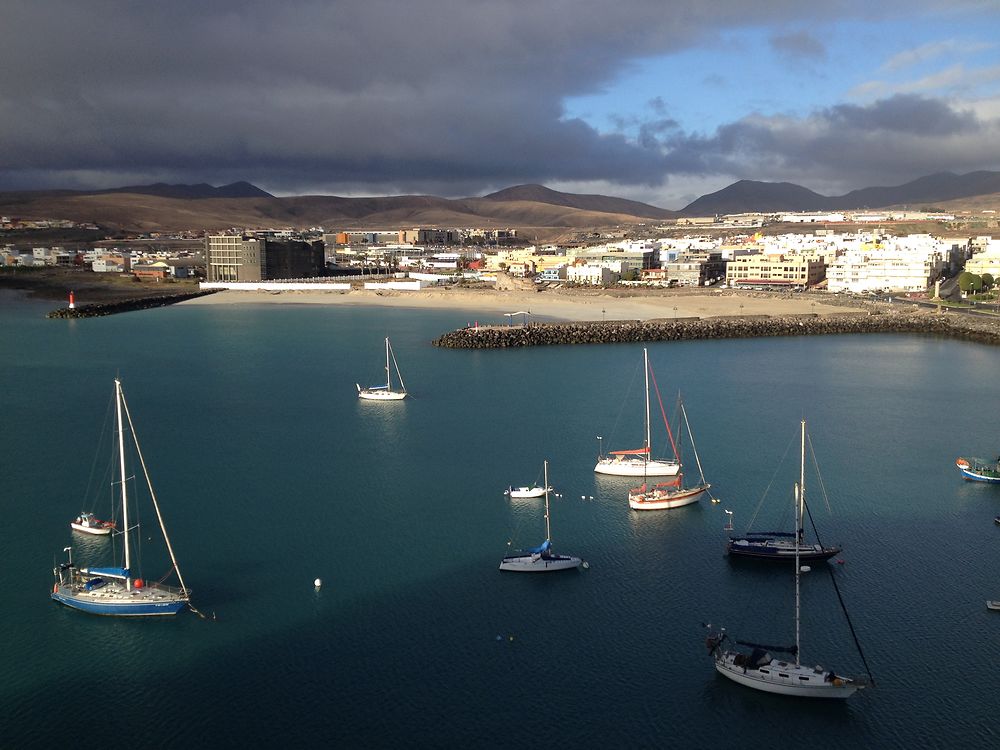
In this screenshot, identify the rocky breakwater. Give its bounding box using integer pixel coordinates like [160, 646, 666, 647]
[47, 290, 218, 319]
[433, 309, 1000, 349]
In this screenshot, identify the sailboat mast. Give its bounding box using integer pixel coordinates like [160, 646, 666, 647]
[795, 419, 806, 667]
[643, 348, 651, 463]
[115, 379, 131, 586]
[385, 337, 391, 387]
[543, 460, 552, 542]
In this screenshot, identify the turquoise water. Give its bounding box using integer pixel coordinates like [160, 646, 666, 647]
[3, 292, 1000, 747]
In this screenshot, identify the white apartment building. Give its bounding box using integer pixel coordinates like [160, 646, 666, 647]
[825, 236, 950, 293]
[567, 264, 619, 285]
[780, 212, 845, 223]
[964, 240, 1000, 277]
[93, 255, 131, 273]
[726, 253, 825, 288]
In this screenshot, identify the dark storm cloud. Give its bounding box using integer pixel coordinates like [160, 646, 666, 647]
[660, 93, 1000, 193]
[825, 95, 978, 136]
[0, 0, 994, 197]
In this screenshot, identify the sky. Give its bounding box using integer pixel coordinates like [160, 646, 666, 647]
[2, 0, 999, 209]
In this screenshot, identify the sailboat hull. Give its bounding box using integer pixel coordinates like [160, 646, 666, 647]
[51, 581, 187, 616]
[594, 458, 679, 477]
[506, 486, 548, 498]
[714, 653, 859, 699]
[70, 522, 113, 535]
[727, 538, 841, 562]
[629, 483, 709, 510]
[357, 389, 406, 401]
[499, 554, 581, 572]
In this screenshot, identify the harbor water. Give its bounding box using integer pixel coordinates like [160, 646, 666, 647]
[3, 290, 999, 747]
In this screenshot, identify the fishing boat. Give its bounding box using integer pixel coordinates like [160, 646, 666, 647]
[500, 461, 581, 572]
[956, 457, 1000, 483]
[51, 379, 191, 616]
[357, 337, 407, 401]
[705, 420, 871, 699]
[727, 427, 840, 562]
[595, 348, 680, 477]
[70, 512, 115, 536]
[628, 398, 710, 510]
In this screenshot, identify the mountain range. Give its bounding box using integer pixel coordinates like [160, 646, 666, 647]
[1, 172, 998, 235]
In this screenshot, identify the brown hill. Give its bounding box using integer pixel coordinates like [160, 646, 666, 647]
[0, 188, 672, 238]
[484, 184, 675, 219]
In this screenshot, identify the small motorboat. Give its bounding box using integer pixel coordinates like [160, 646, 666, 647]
[987, 601, 1000, 611]
[506, 485, 549, 499]
[994, 517, 1000, 526]
[70, 512, 115, 536]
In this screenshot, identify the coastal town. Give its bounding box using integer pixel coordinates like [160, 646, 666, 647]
[3, 208, 1000, 304]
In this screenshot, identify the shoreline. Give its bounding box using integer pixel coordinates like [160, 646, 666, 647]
[178, 287, 862, 323]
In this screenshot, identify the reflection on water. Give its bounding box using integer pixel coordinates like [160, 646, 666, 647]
[67, 527, 116, 569]
[7, 304, 1000, 747]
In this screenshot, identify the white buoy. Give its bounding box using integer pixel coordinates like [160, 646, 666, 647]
[799, 566, 811, 573]
[314, 578, 322, 588]
[582, 561, 590, 569]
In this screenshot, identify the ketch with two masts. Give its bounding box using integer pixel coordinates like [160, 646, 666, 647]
[628, 397, 711, 510]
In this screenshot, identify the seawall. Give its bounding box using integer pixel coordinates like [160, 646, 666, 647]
[47, 290, 218, 318]
[432, 310, 1000, 348]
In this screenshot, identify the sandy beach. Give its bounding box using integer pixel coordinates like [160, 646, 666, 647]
[181, 287, 859, 322]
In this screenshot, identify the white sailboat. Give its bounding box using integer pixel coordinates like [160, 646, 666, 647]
[594, 348, 680, 477]
[357, 337, 407, 401]
[52, 378, 191, 616]
[628, 399, 710, 510]
[705, 420, 867, 698]
[500, 461, 581, 572]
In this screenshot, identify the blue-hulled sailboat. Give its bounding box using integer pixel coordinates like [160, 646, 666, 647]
[727, 424, 840, 563]
[51, 379, 191, 616]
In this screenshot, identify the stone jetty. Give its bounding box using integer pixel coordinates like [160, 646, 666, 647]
[432, 310, 1000, 349]
[47, 290, 217, 319]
